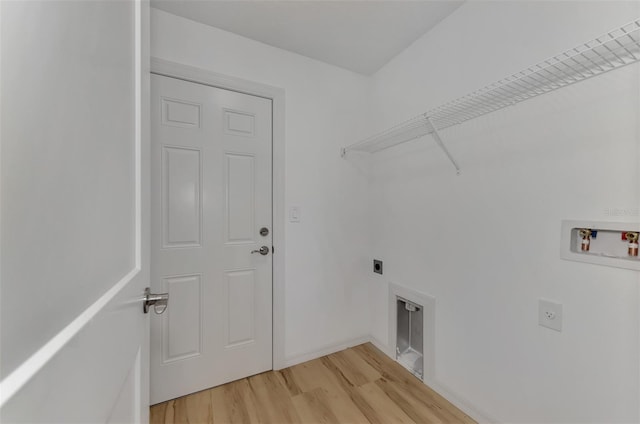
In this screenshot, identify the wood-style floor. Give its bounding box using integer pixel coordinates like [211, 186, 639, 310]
[150, 343, 476, 424]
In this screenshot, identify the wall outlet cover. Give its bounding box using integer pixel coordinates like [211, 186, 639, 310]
[538, 299, 563, 332]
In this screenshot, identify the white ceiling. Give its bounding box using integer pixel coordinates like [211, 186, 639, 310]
[151, 1, 464, 75]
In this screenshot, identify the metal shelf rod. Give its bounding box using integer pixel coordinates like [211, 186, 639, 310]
[426, 116, 460, 175]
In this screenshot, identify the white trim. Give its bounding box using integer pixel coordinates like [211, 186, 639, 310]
[0, 267, 141, 407]
[368, 334, 393, 357]
[637, 52, 640, 424]
[139, 1, 151, 421]
[133, 347, 142, 424]
[150, 58, 283, 101]
[425, 378, 498, 424]
[149, 58, 287, 370]
[134, 0, 142, 269]
[280, 335, 371, 369]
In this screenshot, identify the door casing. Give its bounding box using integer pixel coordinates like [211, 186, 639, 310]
[150, 57, 287, 371]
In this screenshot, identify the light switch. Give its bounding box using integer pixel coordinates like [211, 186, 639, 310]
[289, 206, 301, 223]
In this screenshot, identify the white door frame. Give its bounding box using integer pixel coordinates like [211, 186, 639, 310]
[149, 57, 287, 371]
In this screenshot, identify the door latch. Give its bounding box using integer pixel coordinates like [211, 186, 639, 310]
[144, 287, 169, 314]
[251, 246, 269, 255]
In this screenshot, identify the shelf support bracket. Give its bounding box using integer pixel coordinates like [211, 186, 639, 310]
[425, 116, 461, 175]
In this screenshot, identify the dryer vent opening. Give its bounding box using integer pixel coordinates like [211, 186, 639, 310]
[396, 297, 423, 380]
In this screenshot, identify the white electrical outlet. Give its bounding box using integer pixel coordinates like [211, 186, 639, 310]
[538, 299, 563, 332]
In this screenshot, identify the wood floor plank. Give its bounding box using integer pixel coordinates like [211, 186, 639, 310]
[150, 380, 214, 422]
[276, 367, 303, 397]
[182, 389, 213, 424]
[149, 402, 168, 424]
[209, 385, 230, 424]
[353, 343, 476, 424]
[288, 357, 370, 423]
[356, 382, 416, 424]
[291, 387, 340, 424]
[375, 377, 448, 424]
[352, 343, 408, 378]
[211, 381, 245, 424]
[319, 356, 390, 424]
[155, 400, 178, 424]
[326, 348, 381, 387]
[156, 396, 193, 424]
[389, 378, 470, 424]
[247, 371, 301, 424]
[320, 392, 371, 424]
[151, 343, 477, 424]
[210, 378, 259, 424]
[288, 358, 347, 394]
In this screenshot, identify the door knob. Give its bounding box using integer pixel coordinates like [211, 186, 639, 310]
[144, 287, 169, 314]
[251, 246, 269, 255]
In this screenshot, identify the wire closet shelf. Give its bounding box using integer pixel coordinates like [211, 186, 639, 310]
[340, 19, 640, 173]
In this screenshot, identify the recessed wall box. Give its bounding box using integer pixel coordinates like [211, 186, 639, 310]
[561, 220, 640, 271]
[396, 297, 423, 379]
[388, 283, 435, 382]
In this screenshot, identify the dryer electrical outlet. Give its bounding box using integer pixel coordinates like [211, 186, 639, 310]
[373, 259, 383, 274]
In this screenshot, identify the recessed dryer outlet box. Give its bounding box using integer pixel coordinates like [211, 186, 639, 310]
[373, 259, 383, 274]
[388, 283, 435, 382]
[396, 297, 424, 379]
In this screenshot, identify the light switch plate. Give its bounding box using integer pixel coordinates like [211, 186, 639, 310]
[289, 206, 301, 223]
[538, 299, 563, 332]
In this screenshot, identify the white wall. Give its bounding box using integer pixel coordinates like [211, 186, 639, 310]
[151, 9, 372, 361]
[152, 3, 640, 421]
[366, 1, 640, 423]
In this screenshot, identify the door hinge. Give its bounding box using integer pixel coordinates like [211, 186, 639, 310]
[272, 246, 275, 254]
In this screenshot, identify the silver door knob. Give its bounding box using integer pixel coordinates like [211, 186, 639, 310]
[251, 246, 269, 255]
[144, 287, 169, 314]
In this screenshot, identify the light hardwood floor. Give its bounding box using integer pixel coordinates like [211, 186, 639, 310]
[150, 343, 476, 424]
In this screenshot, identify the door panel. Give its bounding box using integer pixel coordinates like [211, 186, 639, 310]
[225, 269, 257, 347]
[0, 279, 147, 423]
[163, 274, 203, 362]
[150, 74, 273, 404]
[0, 0, 149, 422]
[227, 153, 256, 242]
[162, 146, 202, 248]
[107, 351, 142, 424]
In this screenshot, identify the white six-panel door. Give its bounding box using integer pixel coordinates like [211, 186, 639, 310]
[150, 74, 273, 404]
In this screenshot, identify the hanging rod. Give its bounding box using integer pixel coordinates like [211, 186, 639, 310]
[341, 18, 640, 172]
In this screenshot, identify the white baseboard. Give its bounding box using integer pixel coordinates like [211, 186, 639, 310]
[368, 334, 393, 357]
[424, 378, 497, 424]
[279, 335, 371, 369]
